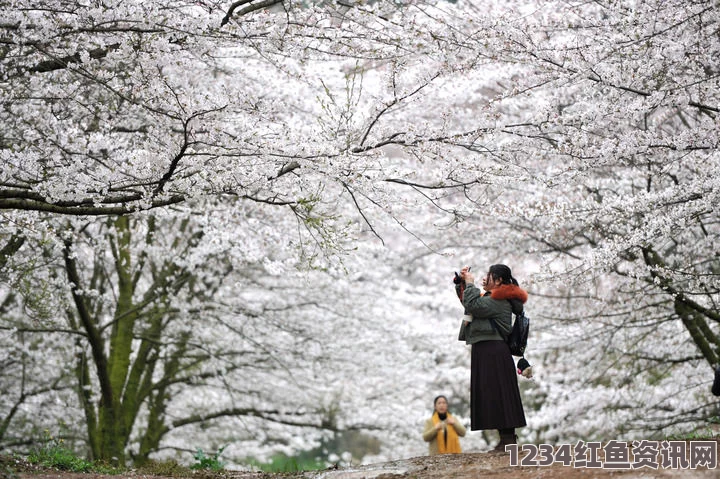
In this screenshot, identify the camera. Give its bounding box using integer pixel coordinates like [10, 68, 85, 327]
[452, 267, 470, 284]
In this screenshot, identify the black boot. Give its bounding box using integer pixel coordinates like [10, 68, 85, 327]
[493, 429, 517, 452]
[712, 367, 720, 396]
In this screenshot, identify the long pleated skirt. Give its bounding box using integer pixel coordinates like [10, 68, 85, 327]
[470, 340, 527, 431]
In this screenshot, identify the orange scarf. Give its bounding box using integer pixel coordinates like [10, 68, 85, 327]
[432, 411, 462, 454]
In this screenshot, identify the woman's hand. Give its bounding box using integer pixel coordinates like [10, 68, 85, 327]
[460, 266, 474, 284]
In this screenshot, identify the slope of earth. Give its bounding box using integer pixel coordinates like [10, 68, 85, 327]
[4, 441, 719, 479]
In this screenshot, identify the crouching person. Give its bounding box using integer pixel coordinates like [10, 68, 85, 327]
[422, 395, 466, 455]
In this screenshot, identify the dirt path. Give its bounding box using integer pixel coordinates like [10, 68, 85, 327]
[302, 450, 719, 478]
[9, 442, 720, 479]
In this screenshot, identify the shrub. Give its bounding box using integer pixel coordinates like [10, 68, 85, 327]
[191, 447, 226, 471]
[246, 453, 327, 473]
[27, 435, 93, 473]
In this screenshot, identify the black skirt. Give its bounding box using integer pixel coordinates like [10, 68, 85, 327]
[470, 340, 527, 431]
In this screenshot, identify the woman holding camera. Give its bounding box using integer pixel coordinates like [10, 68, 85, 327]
[422, 395, 466, 455]
[459, 264, 527, 452]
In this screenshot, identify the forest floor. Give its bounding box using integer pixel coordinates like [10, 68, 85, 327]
[4, 440, 720, 479]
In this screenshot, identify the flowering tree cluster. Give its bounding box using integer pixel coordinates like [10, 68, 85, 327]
[1, 0, 451, 465]
[1, 0, 719, 467]
[449, 0, 720, 439]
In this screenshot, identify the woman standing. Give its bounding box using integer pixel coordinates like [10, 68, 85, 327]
[459, 264, 527, 452]
[422, 395, 466, 455]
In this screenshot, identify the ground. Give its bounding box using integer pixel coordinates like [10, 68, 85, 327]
[4, 441, 720, 479]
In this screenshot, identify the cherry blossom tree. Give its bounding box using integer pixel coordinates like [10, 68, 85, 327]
[364, 0, 720, 440]
[2, 0, 719, 466]
[0, 205, 450, 465]
[0, 0, 463, 465]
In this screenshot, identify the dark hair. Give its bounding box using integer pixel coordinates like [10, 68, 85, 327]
[433, 395, 448, 407]
[489, 264, 519, 286]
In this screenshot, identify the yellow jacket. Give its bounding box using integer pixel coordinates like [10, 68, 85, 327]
[422, 413, 466, 455]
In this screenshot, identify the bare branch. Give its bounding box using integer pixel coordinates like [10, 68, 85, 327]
[341, 181, 384, 246]
[28, 43, 121, 73]
[0, 195, 186, 216]
[221, 0, 283, 27]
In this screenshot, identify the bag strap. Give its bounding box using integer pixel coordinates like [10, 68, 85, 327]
[488, 300, 515, 339]
[488, 318, 508, 340]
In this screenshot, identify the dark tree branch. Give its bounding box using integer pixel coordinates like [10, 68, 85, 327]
[62, 236, 114, 409]
[0, 195, 186, 216]
[341, 181, 384, 246]
[29, 43, 121, 73]
[0, 233, 25, 272]
[221, 0, 283, 27]
[171, 407, 324, 430]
